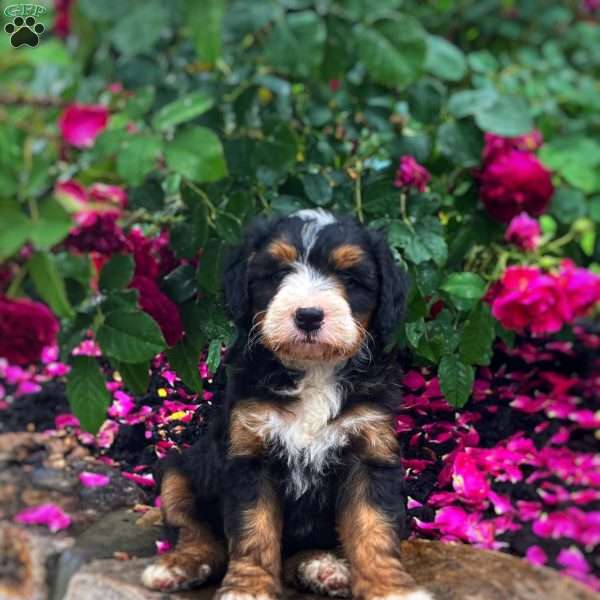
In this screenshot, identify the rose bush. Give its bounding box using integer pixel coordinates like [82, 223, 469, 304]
[0, 0, 599, 431]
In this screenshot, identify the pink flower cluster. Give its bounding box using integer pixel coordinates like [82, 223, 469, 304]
[504, 212, 541, 252]
[394, 155, 430, 192]
[478, 130, 554, 223]
[486, 262, 600, 335]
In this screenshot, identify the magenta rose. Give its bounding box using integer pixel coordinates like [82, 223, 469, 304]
[557, 260, 600, 321]
[478, 151, 554, 222]
[89, 183, 128, 211]
[0, 297, 59, 365]
[53, 0, 74, 39]
[130, 275, 183, 346]
[505, 212, 541, 251]
[487, 266, 568, 335]
[66, 212, 127, 255]
[58, 104, 109, 148]
[583, 0, 600, 12]
[394, 155, 430, 192]
[482, 130, 543, 164]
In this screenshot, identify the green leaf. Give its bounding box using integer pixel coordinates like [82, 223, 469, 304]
[448, 88, 498, 119]
[302, 173, 332, 206]
[152, 92, 215, 131]
[180, 301, 206, 352]
[165, 126, 228, 183]
[28, 251, 74, 318]
[114, 360, 150, 395]
[30, 201, 72, 249]
[425, 35, 466, 82]
[441, 272, 487, 302]
[0, 200, 30, 260]
[97, 310, 166, 363]
[99, 254, 135, 291]
[197, 239, 225, 295]
[354, 15, 427, 88]
[170, 189, 209, 259]
[166, 340, 203, 392]
[185, 0, 225, 66]
[437, 120, 483, 168]
[55, 253, 93, 286]
[590, 196, 600, 223]
[102, 289, 139, 314]
[66, 356, 111, 434]
[438, 354, 474, 408]
[388, 219, 447, 266]
[206, 338, 222, 373]
[162, 264, 198, 304]
[264, 11, 326, 78]
[459, 303, 495, 366]
[215, 212, 242, 245]
[550, 187, 587, 225]
[110, 1, 169, 56]
[117, 135, 162, 186]
[474, 95, 533, 137]
[405, 318, 426, 348]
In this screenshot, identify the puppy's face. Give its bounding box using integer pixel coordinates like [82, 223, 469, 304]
[223, 210, 407, 366]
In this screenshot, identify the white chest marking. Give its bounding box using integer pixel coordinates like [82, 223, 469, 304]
[246, 366, 384, 497]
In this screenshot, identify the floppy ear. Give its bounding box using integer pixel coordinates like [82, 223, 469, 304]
[369, 229, 409, 345]
[221, 217, 274, 328]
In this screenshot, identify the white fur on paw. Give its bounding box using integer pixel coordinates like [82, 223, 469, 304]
[141, 562, 211, 591]
[297, 554, 351, 597]
[217, 592, 275, 600]
[372, 591, 435, 600]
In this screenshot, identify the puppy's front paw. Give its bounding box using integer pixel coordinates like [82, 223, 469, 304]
[141, 560, 211, 592]
[372, 591, 436, 600]
[297, 553, 351, 597]
[216, 589, 277, 600]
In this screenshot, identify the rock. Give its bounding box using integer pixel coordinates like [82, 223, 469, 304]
[0, 523, 73, 600]
[64, 540, 600, 600]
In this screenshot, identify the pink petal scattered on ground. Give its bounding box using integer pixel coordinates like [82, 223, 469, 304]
[79, 471, 110, 487]
[156, 539, 172, 554]
[55, 413, 80, 429]
[526, 545, 548, 566]
[15, 503, 71, 532]
[122, 472, 155, 487]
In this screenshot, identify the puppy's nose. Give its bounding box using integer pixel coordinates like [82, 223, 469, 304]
[294, 307, 324, 332]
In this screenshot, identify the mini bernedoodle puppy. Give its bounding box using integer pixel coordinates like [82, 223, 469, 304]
[142, 210, 433, 600]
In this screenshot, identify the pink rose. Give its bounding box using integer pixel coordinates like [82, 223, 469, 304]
[483, 130, 543, 164]
[394, 155, 430, 192]
[0, 297, 59, 365]
[58, 104, 109, 148]
[505, 212, 541, 251]
[89, 183, 128, 211]
[53, 0, 74, 38]
[487, 266, 568, 335]
[583, 0, 600, 12]
[478, 151, 554, 222]
[130, 275, 184, 346]
[54, 179, 88, 212]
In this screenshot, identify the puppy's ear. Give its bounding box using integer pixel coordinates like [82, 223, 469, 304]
[369, 229, 409, 345]
[221, 217, 273, 328]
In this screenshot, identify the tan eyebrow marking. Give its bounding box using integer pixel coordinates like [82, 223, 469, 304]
[267, 239, 298, 263]
[330, 244, 365, 269]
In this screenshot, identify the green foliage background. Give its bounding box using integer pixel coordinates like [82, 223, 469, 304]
[1, 0, 599, 430]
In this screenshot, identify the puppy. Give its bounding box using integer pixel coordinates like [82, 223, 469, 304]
[142, 210, 432, 600]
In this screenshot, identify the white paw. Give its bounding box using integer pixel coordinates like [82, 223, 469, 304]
[217, 593, 275, 600]
[297, 554, 351, 597]
[141, 562, 211, 591]
[373, 591, 435, 600]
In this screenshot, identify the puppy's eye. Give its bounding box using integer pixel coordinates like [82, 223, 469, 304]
[341, 272, 372, 292]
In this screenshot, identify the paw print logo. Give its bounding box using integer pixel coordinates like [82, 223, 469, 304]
[4, 16, 45, 48]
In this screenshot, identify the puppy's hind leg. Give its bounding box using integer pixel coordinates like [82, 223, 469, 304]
[141, 470, 227, 592]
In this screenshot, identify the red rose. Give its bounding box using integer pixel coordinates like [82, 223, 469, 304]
[58, 104, 109, 148]
[504, 212, 541, 252]
[478, 151, 554, 222]
[66, 212, 127, 255]
[557, 260, 600, 320]
[53, 0, 74, 38]
[393, 155, 430, 192]
[0, 297, 59, 365]
[130, 276, 183, 346]
[482, 130, 543, 164]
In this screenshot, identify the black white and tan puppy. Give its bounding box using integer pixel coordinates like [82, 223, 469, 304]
[142, 210, 433, 600]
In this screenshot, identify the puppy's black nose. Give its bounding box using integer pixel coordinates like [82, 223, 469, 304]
[294, 307, 324, 332]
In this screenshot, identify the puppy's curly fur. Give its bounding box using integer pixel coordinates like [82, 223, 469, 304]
[142, 211, 433, 600]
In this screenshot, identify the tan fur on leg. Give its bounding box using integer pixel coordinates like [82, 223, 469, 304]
[141, 471, 227, 592]
[217, 481, 282, 600]
[338, 468, 433, 600]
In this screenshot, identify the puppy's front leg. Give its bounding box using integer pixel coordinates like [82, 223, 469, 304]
[338, 416, 433, 600]
[217, 404, 282, 600]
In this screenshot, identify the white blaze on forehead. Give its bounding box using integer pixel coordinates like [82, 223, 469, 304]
[294, 209, 336, 259]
